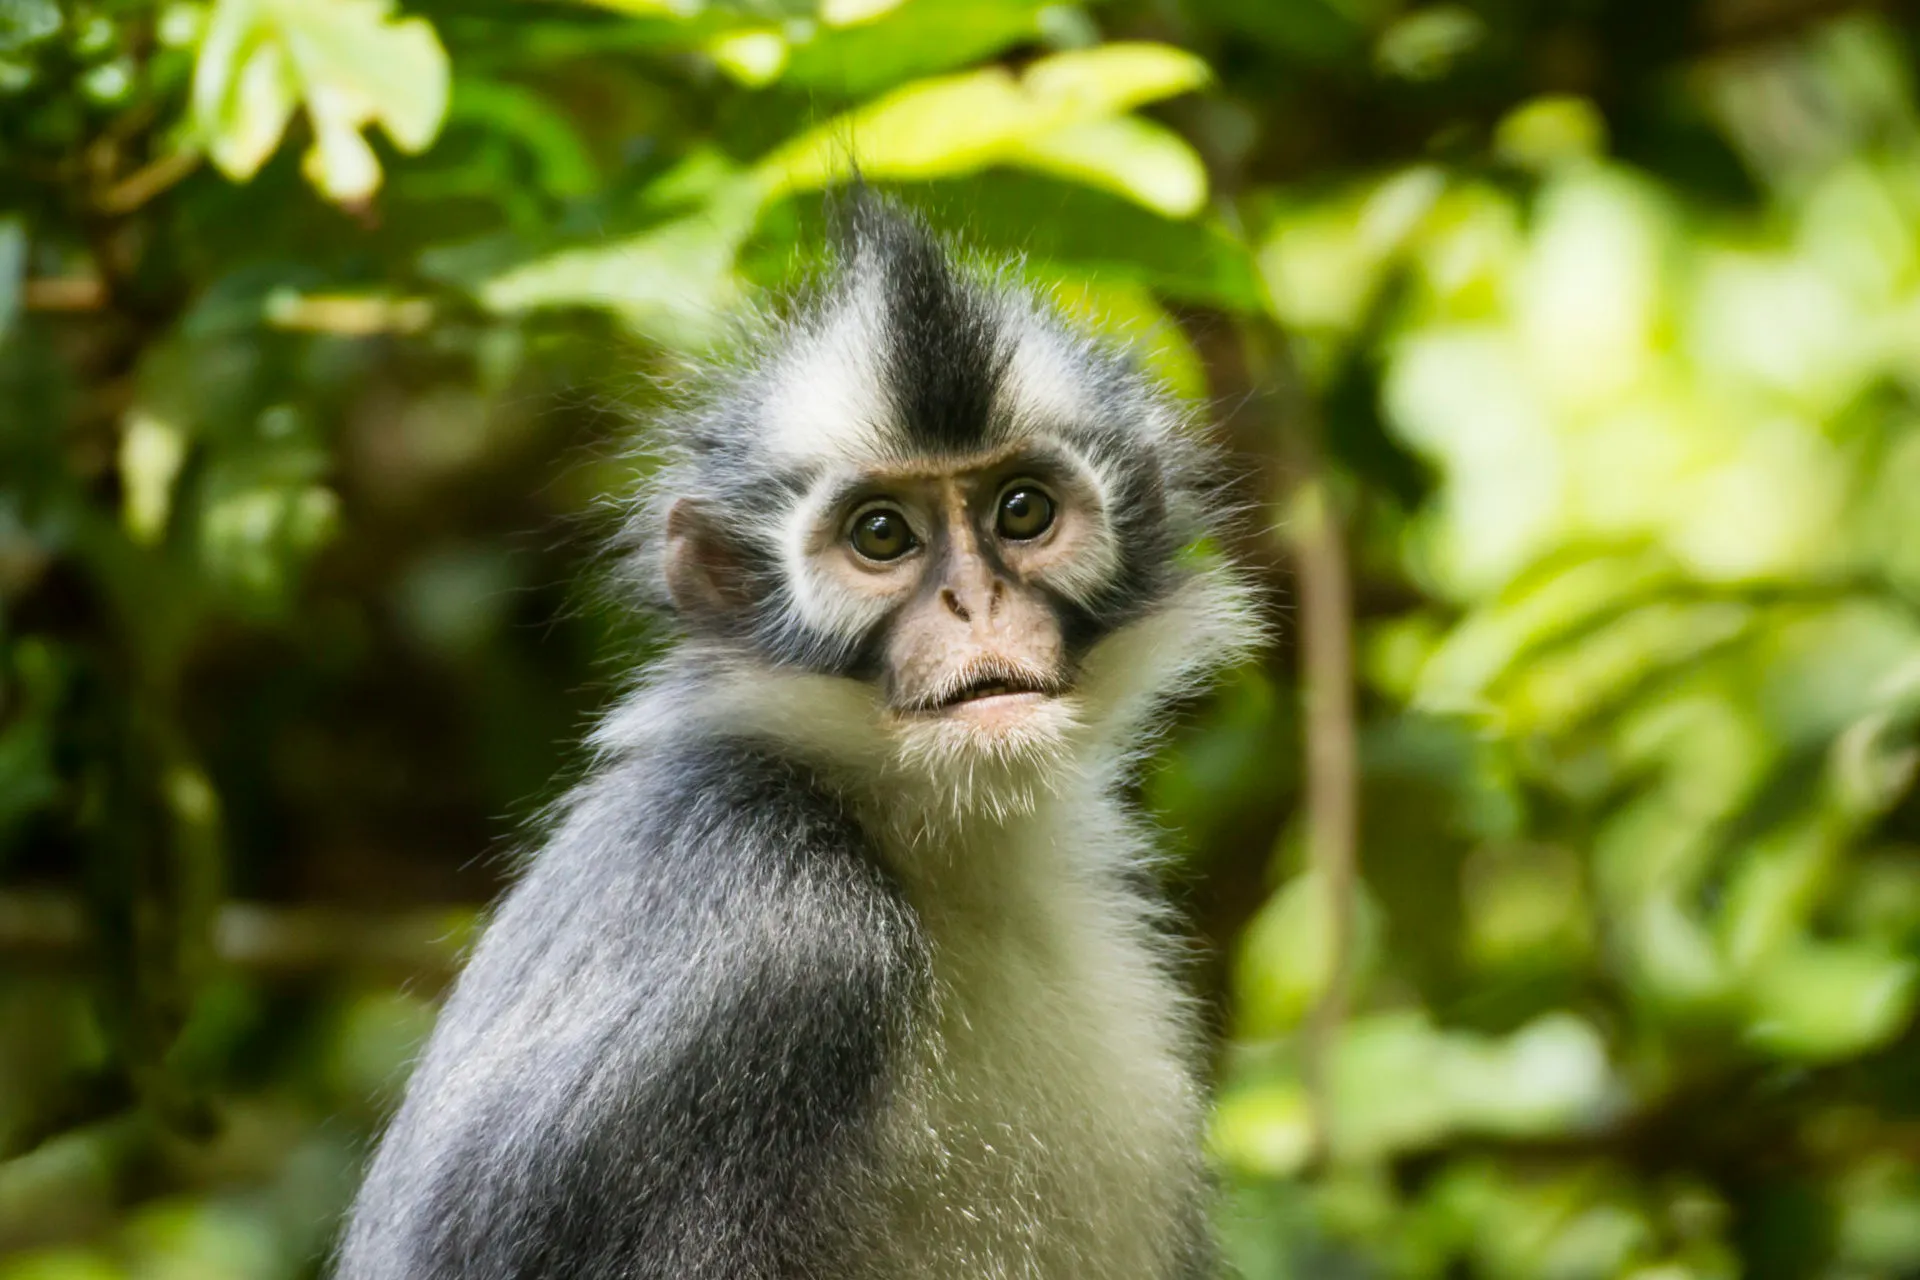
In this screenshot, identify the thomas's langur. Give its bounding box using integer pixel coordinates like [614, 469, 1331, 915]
[335, 193, 1260, 1280]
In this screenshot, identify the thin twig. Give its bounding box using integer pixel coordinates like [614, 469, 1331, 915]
[1292, 477, 1360, 1074]
[23, 277, 107, 311]
[1259, 324, 1362, 1162]
[97, 148, 202, 215]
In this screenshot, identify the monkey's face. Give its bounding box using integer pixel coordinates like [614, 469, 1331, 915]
[805, 444, 1109, 738]
[664, 435, 1137, 757]
[643, 200, 1255, 801]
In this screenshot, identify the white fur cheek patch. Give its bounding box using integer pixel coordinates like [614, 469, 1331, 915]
[1032, 444, 1125, 610]
[1071, 566, 1265, 746]
[774, 482, 899, 651]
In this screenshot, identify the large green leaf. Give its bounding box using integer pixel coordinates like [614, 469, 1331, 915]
[757, 43, 1212, 213]
[192, 0, 450, 202]
[1007, 116, 1209, 219]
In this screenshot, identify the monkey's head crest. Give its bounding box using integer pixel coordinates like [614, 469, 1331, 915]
[610, 192, 1259, 812]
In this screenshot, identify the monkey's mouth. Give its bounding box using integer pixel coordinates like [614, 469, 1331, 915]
[927, 667, 1064, 712]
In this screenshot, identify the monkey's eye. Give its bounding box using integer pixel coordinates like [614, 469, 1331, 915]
[995, 483, 1055, 541]
[849, 506, 917, 562]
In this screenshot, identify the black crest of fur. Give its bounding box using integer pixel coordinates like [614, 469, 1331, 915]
[840, 193, 1008, 455]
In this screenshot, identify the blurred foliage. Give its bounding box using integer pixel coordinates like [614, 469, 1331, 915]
[5, 0, 1920, 1276]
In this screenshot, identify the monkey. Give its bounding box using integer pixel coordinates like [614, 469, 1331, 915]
[332, 192, 1260, 1280]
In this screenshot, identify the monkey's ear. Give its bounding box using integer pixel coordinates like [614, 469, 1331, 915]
[664, 499, 754, 624]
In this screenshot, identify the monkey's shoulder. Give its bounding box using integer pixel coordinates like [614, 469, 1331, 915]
[457, 736, 926, 1027]
[335, 740, 928, 1279]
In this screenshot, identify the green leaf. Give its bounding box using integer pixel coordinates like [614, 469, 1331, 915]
[1259, 167, 1446, 336]
[192, 0, 450, 202]
[196, 481, 342, 613]
[1411, 551, 1683, 715]
[0, 1251, 122, 1280]
[757, 67, 1031, 193]
[757, 43, 1211, 212]
[1745, 941, 1917, 1061]
[781, 0, 1052, 95]
[118, 411, 190, 546]
[1235, 868, 1379, 1037]
[704, 27, 787, 86]
[1213, 1080, 1317, 1178]
[1049, 276, 1209, 401]
[821, 0, 910, 25]
[906, 173, 1264, 310]
[1006, 116, 1208, 219]
[573, 0, 705, 14]
[0, 0, 61, 54]
[478, 180, 762, 347]
[445, 79, 600, 200]
[1326, 1012, 1613, 1161]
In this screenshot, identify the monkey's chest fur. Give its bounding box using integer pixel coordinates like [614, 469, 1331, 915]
[848, 800, 1208, 1279]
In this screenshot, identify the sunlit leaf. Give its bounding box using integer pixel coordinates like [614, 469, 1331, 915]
[1462, 843, 1594, 970]
[1213, 1080, 1317, 1178]
[1410, 552, 1682, 712]
[1374, 4, 1484, 81]
[706, 28, 787, 86]
[1260, 166, 1444, 339]
[1513, 168, 1668, 411]
[1746, 942, 1917, 1061]
[573, 0, 704, 14]
[1494, 95, 1608, 171]
[1048, 276, 1208, 401]
[1019, 42, 1211, 112]
[1495, 601, 1752, 734]
[758, 43, 1210, 212]
[192, 0, 450, 202]
[1008, 116, 1208, 219]
[1625, 893, 1735, 1008]
[1443, 1014, 1614, 1136]
[118, 411, 189, 546]
[1836, 1159, 1920, 1273]
[821, 0, 909, 25]
[1326, 1012, 1614, 1162]
[123, 1198, 279, 1280]
[1718, 811, 1846, 974]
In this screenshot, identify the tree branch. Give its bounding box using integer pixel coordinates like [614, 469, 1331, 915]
[0, 892, 471, 981]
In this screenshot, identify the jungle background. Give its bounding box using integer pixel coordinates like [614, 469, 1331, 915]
[6, 0, 1920, 1275]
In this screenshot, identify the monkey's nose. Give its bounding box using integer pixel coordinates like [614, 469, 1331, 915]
[940, 579, 1003, 625]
